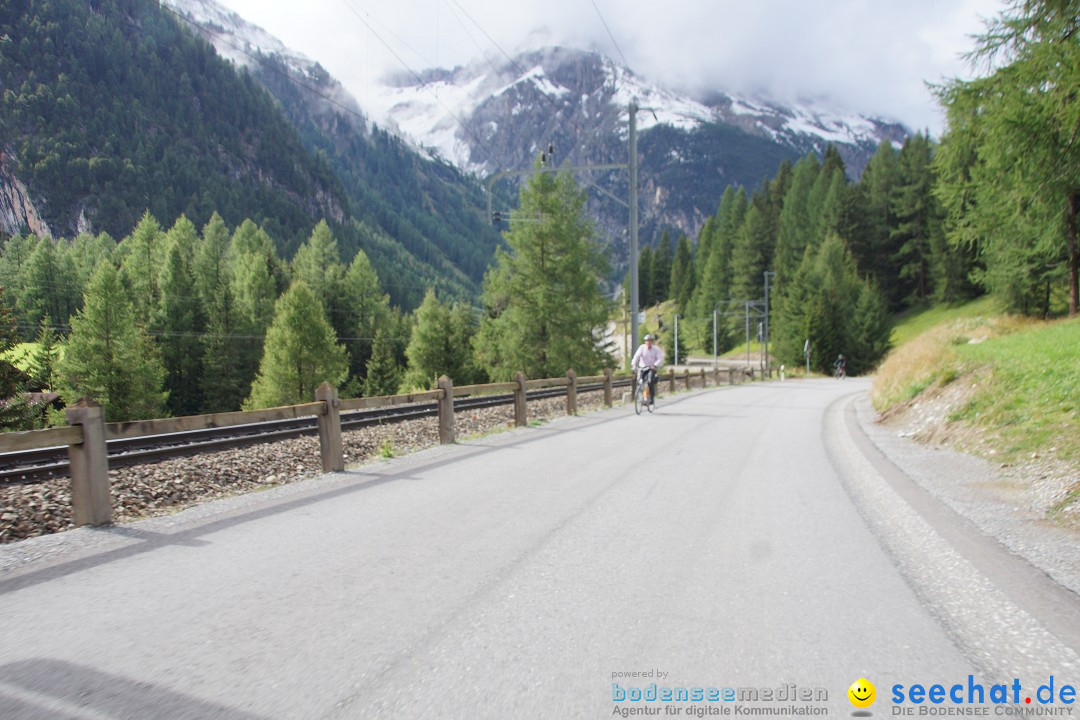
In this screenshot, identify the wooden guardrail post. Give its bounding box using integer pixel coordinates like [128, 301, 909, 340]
[728, 367, 736, 385]
[603, 368, 613, 407]
[684, 368, 691, 390]
[65, 399, 111, 527]
[668, 368, 676, 394]
[566, 369, 577, 415]
[514, 371, 527, 427]
[315, 383, 343, 472]
[699, 368, 706, 389]
[437, 375, 455, 443]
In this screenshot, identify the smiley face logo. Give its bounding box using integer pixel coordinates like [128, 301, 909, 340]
[848, 679, 876, 708]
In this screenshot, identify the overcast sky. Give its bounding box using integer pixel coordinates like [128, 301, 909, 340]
[213, 0, 1005, 134]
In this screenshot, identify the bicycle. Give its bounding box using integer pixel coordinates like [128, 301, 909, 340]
[834, 364, 846, 379]
[634, 367, 657, 415]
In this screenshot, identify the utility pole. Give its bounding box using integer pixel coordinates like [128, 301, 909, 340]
[629, 102, 640, 354]
[764, 271, 775, 378]
[712, 307, 718, 367]
[745, 301, 750, 368]
[674, 314, 679, 366]
[485, 103, 642, 355]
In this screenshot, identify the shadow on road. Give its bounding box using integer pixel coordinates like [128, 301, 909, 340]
[0, 659, 267, 719]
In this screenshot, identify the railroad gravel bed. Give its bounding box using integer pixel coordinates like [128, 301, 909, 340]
[0, 393, 607, 545]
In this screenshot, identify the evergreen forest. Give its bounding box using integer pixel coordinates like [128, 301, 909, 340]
[0, 0, 502, 308]
[0, 0, 1075, 430]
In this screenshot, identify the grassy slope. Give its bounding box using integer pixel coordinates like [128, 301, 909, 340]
[873, 300, 1079, 466]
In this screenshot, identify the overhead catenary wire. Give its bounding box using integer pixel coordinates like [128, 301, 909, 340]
[439, 1, 644, 225]
[589, 0, 630, 70]
[162, 1, 495, 172]
[169, 0, 628, 246]
[335, 0, 491, 151]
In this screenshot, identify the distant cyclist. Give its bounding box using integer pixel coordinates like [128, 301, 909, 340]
[631, 334, 664, 405]
[834, 354, 847, 379]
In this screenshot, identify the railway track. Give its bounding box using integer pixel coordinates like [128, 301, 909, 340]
[0, 384, 620, 485]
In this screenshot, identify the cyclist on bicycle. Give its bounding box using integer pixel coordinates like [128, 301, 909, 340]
[834, 354, 847, 378]
[631, 334, 664, 405]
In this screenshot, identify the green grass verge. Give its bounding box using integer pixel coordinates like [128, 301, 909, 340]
[950, 318, 1079, 463]
[875, 299, 1079, 466]
[889, 296, 1003, 347]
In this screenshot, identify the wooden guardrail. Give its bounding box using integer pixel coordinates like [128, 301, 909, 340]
[0, 363, 756, 528]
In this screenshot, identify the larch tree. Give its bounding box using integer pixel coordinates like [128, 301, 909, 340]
[476, 167, 613, 380]
[154, 222, 204, 417]
[402, 288, 476, 390]
[935, 0, 1080, 316]
[58, 262, 167, 422]
[243, 280, 348, 410]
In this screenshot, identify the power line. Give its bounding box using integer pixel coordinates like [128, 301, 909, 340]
[442, 0, 506, 81]
[336, 0, 491, 152]
[589, 0, 630, 70]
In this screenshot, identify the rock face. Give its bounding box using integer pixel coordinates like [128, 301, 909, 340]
[0, 153, 52, 238]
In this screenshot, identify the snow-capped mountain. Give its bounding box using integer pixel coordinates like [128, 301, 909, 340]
[165, 0, 909, 254]
[367, 46, 907, 179]
[366, 46, 909, 249]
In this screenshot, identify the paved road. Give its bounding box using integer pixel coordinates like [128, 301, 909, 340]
[1, 380, 1077, 719]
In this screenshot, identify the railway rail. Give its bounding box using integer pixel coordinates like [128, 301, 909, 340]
[0, 383, 622, 486]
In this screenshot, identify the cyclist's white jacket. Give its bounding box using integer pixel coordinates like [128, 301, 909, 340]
[631, 344, 664, 370]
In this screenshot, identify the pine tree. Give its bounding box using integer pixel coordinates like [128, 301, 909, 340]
[693, 215, 718, 290]
[891, 134, 939, 307]
[773, 155, 820, 289]
[341, 248, 392, 386]
[230, 235, 278, 395]
[730, 198, 770, 303]
[637, 245, 655, 307]
[670, 235, 694, 314]
[476, 168, 613, 380]
[229, 220, 289, 297]
[59, 263, 167, 422]
[935, 0, 1080, 315]
[689, 187, 746, 352]
[119, 211, 165, 326]
[16, 237, 79, 334]
[200, 280, 248, 413]
[292, 220, 347, 340]
[402, 289, 468, 389]
[771, 234, 890, 373]
[653, 230, 674, 302]
[849, 279, 893, 375]
[849, 140, 899, 288]
[0, 234, 37, 329]
[193, 212, 231, 311]
[155, 229, 204, 416]
[0, 289, 30, 430]
[363, 327, 402, 397]
[449, 301, 482, 384]
[28, 312, 60, 391]
[244, 280, 348, 410]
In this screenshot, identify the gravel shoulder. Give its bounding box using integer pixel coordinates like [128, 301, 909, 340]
[854, 391, 1080, 597]
[0, 392, 613, 547]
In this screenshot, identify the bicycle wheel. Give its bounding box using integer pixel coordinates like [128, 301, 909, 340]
[634, 384, 644, 415]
